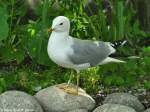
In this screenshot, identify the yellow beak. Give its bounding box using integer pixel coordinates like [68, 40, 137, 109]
[47, 28, 54, 33]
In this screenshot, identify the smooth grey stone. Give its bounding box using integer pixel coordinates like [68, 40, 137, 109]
[144, 108, 150, 112]
[68, 109, 88, 112]
[0, 91, 43, 112]
[104, 93, 145, 112]
[93, 104, 136, 112]
[35, 83, 95, 112]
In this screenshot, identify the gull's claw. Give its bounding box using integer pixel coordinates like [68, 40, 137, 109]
[56, 83, 78, 95]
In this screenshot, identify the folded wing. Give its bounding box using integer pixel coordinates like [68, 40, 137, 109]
[67, 38, 116, 67]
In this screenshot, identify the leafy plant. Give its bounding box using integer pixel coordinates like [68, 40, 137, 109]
[0, 78, 6, 93]
[0, 0, 149, 95]
[0, 5, 9, 42]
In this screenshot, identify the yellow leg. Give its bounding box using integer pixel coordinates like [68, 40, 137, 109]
[56, 70, 80, 95]
[76, 70, 80, 95]
[68, 70, 73, 85]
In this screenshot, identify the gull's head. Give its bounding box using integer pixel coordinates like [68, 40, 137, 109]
[50, 16, 70, 33]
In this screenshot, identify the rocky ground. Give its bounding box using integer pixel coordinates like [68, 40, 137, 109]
[92, 86, 150, 109]
[0, 83, 149, 112]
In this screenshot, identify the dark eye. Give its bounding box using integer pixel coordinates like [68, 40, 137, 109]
[59, 23, 63, 25]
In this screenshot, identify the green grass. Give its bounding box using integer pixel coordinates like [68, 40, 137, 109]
[0, 55, 150, 95]
[0, 0, 150, 95]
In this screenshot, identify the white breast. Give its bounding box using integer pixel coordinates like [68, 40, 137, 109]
[47, 32, 74, 68]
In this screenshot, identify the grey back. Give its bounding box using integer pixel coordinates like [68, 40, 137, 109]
[68, 38, 113, 67]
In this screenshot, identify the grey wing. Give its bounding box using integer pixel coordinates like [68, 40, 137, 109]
[68, 38, 116, 67]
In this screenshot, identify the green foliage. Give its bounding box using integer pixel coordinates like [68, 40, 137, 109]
[0, 78, 6, 93]
[110, 0, 125, 41]
[0, 56, 149, 94]
[0, 5, 9, 42]
[104, 75, 124, 86]
[26, 20, 51, 65]
[144, 81, 150, 89]
[0, 0, 148, 64]
[0, 46, 25, 63]
[142, 46, 150, 56]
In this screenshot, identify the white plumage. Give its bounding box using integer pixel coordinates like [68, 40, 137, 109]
[47, 16, 125, 94]
[47, 16, 124, 72]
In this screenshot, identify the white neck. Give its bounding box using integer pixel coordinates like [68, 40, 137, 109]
[51, 31, 69, 39]
[48, 31, 69, 48]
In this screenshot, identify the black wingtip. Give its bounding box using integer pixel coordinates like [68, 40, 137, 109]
[110, 40, 127, 48]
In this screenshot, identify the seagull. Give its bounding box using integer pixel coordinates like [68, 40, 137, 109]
[47, 16, 125, 95]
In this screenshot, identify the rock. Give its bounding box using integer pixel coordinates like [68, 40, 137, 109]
[104, 93, 145, 112]
[0, 91, 43, 112]
[93, 104, 136, 112]
[68, 109, 88, 112]
[35, 83, 95, 112]
[144, 108, 150, 112]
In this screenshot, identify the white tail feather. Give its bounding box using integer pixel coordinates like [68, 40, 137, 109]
[99, 57, 125, 65]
